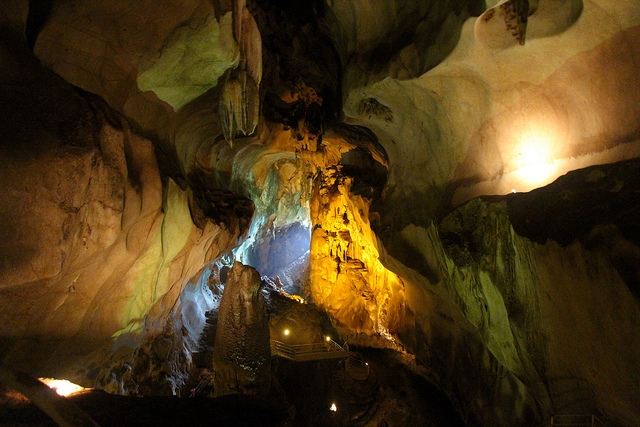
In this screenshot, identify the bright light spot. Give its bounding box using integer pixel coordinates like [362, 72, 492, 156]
[330, 403, 337, 412]
[39, 378, 85, 396]
[365, 362, 369, 366]
[325, 336, 331, 342]
[515, 130, 556, 186]
[511, 189, 516, 194]
[286, 294, 306, 304]
[283, 329, 290, 336]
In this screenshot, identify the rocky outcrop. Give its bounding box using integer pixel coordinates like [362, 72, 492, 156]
[0, 363, 99, 426]
[305, 150, 640, 425]
[325, 0, 485, 87]
[0, 13, 243, 387]
[32, 0, 240, 182]
[212, 262, 271, 397]
[136, 12, 238, 111]
[389, 183, 640, 426]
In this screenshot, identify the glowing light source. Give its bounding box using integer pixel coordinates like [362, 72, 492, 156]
[39, 378, 85, 396]
[330, 403, 337, 412]
[515, 129, 556, 186]
[325, 336, 331, 342]
[283, 329, 290, 336]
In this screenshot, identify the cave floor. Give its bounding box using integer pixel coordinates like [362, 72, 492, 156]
[0, 390, 290, 426]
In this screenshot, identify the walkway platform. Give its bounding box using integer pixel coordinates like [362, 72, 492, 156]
[270, 339, 349, 362]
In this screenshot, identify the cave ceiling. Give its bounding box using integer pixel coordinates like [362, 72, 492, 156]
[1, 0, 640, 426]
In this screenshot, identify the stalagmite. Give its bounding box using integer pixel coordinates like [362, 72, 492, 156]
[212, 262, 271, 397]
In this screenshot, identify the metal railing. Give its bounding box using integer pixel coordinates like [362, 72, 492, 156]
[189, 374, 212, 397]
[344, 353, 370, 380]
[548, 414, 607, 426]
[270, 339, 350, 362]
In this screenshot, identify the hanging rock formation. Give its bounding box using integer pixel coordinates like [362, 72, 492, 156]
[475, 0, 532, 47]
[219, 0, 263, 144]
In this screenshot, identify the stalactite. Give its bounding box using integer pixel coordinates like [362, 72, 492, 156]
[219, 77, 242, 145]
[244, 71, 259, 136]
[221, 2, 261, 146]
[232, 0, 246, 44]
[219, 71, 259, 145]
[240, 7, 262, 86]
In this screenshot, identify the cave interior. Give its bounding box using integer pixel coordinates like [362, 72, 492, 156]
[1, 0, 640, 426]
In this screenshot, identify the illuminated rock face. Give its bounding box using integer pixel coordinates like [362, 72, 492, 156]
[341, 0, 640, 219]
[1, 0, 640, 426]
[0, 14, 244, 382]
[309, 170, 406, 336]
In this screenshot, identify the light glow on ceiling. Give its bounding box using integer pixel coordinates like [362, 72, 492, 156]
[514, 128, 557, 187]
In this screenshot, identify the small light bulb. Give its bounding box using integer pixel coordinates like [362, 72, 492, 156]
[330, 403, 337, 412]
[325, 336, 331, 342]
[283, 329, 290, 336]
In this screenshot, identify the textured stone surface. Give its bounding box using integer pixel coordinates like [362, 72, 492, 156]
[0, 21, 242, 384]
[344, 0, 640, 222]
[212, 262, 271, 397]
[326, 0, 485, 87]
[136, 12, 238, 110]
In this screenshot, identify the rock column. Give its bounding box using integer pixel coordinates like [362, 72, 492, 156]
[212, 262, 271, 397]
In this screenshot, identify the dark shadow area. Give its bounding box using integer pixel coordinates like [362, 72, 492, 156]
[26, 0, 53, 51]
[0, 389, 290, 426]
[485, 157, 640, 247]
[479, 157, 640, 300]
[273, 347, 465, 427]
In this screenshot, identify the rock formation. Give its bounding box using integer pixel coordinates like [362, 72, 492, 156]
[212, 262, 270, 397]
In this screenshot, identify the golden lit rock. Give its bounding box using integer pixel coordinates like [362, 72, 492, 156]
[310, 171, 405, 336]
